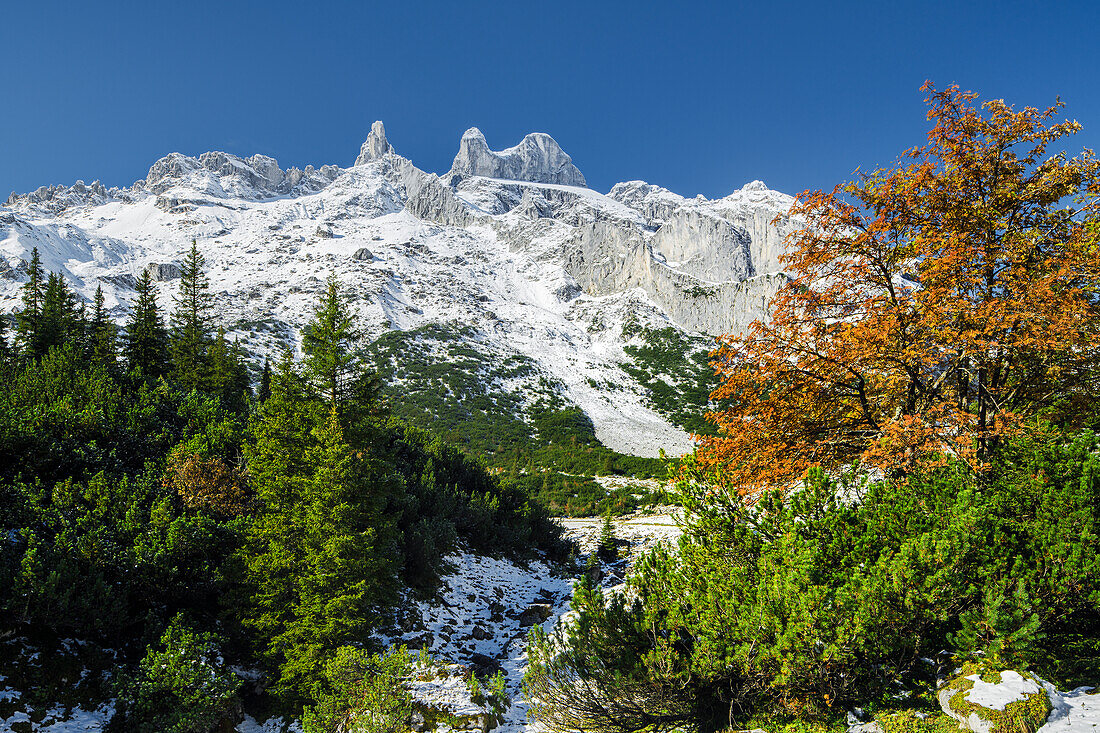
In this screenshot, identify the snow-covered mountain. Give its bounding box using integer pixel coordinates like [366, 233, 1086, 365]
[0, 122, 798, 457]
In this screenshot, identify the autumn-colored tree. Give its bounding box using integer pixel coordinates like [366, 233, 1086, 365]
[697, 84, 1100, 497]
[164, 450, 251, 518]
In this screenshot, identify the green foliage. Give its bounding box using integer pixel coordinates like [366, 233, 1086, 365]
[208, 326, 251, 412]
[236, 338, 565, 703]
[170, 239, 214, 390]
[876, 710, 959, 733]
[597, 510, 619, 562]
[531, 427, 1100, 732]
[365, 323, 668, 514]
[365, 323, 542, 456]
[302, 275, 377, 415]
[114, 616, 241, 733]
[620, 322, 719, 435]
[125, 269, 169, 380]
[88, 285, 117, 371]
[238, 365, 399, 701]
[302, 646, 414, 733]
[40, 271, 82, 354]
[15, 246, 45, 357]
[524, 573, 702, 733]
[0, 274, 573, 725]
[502, 472, 642, 517]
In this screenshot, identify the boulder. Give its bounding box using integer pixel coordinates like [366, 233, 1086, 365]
[517, 603, 552, 627]
[937, 666, 1053, 733]
[469, 652, 502, 678]
[99, 273, 137, 289]
[145, 262, 182, 281]
[352, 247, 374, 261]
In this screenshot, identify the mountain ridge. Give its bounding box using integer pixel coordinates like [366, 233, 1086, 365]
[0, 122, 799, 458]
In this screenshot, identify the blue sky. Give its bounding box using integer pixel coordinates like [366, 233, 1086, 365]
[2, 1, 1097, 199]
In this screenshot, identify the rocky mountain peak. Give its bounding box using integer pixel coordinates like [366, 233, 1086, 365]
[354, 120, 394, 165]
[141, 150, 340, 199]
[448, 128, 586, 187]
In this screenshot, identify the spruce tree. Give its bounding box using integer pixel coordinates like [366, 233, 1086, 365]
[258, 358, 272, 404]
[170, 240, 214, 391]
[39, 271, 80, 353]
[241, 366, 397, 701]
[125, 270, 169, 379]
[15, 247, 45, 357]
[89, 285, 117, 370]
[208, 327, 251, 411]
[302, 275, 364, 415]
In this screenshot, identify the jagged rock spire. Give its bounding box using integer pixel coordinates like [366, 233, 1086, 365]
[355, 121, 393, 165]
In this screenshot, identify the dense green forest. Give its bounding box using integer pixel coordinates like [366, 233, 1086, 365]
[0, 242, 566, 730]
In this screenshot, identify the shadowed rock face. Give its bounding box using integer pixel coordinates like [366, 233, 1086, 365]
[448, 128, 587, 187]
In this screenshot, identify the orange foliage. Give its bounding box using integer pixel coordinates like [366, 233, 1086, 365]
[165, 451, 251, 518]
[697, 83, 1100, 498]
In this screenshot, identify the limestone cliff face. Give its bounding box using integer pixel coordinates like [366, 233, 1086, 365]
[710, 181, 797, 276]
[448, 128, 587, 187]
[562, 221, 788, 334]
[651, 209, 755, 282]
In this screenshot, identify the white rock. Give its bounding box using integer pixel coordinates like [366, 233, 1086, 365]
[449, 127, 586, 187]
[354, 120, 394, 165]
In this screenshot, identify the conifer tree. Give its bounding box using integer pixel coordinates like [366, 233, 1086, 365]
[39, 271, 81, 354]
[258, 358, 272, 404]
[15, 247, 45, 357]
[125, 269, 169, 379]
[240, 356, 398, 700]
[302, 275, 365, 415]
[170, 240, 214, 391]
[89, 285, 117, 370]
[208, 327, 251, 411]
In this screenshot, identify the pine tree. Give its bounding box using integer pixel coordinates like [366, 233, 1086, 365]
[208, 327, 252, 411]
[39, 271, 81, 354]
[89, 285, 117, 370]
[258, 359, 272, 404]
[170, 240, 214, 391]
[302, 275, 366, 415]
[15, 247, 45, 357]
[125, 269, 169, 379]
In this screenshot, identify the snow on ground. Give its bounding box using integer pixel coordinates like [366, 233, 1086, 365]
[235, 715, 301, 733]
[371, 512, 684, 733]
[966, 671, 1042, 709]
[0, 702, 114, 731]
[558, 510, 682, 559]
[1040, 687, 1100, 733]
